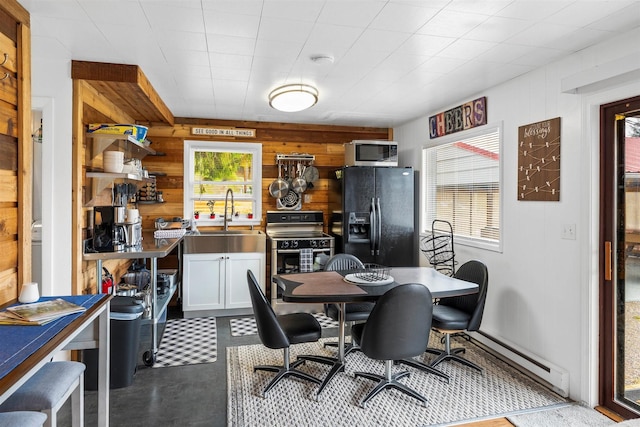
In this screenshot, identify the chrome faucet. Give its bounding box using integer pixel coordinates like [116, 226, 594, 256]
[223, 188, 235, 231]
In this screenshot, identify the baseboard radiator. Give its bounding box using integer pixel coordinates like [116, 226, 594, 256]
[469, 330, 570, 398]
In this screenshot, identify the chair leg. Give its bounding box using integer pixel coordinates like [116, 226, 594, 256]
[354, 360, 428, 408]
[428, 333, 483, 372]
[253, 348, 322, 397]
[71, 372, 84, 427]
[395, 357, 449, 382]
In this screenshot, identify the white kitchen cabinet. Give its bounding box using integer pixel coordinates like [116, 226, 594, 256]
[183, 252, 265, 316]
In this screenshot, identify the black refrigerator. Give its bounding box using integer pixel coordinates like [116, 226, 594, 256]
[329, 166, 417, 267]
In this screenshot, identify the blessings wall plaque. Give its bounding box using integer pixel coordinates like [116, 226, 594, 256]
[517, 117, 561, 201]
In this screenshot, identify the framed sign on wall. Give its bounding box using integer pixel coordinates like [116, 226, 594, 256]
[517, 117, 561, 201]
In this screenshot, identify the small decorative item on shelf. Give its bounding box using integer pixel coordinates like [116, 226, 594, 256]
[210, 213, 215, 219]
[207, 201, 215, 219]
[194, 211, 200, 219]
[247, 212, 253, 219]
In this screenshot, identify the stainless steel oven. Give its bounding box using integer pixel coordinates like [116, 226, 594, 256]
[266, 211, 334, 314]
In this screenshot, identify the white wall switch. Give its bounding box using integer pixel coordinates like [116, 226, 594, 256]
[562, 223, 576, 240]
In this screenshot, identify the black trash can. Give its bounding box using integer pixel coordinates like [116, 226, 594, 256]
[84, 296, 144, 389]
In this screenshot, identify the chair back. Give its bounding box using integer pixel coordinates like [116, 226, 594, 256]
[246, 270, 289, 350]
[359, 283, 433, 361]
[440, 260, 488, 332]
[324, 253, 365, 271]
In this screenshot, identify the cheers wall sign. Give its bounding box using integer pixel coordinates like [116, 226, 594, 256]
[429, 96, 487, 139]
[517, 117, 561, 201]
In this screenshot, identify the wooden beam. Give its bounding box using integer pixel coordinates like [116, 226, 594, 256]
[71, 60, 174, 126]
[17, 21, 31, 287]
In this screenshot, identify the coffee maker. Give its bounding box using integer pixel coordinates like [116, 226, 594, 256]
[93, 206, 126, 252]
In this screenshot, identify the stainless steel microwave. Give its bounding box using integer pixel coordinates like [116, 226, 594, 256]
[344, 140, 398, 167]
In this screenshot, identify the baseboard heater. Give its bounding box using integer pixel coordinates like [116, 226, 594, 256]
[469, 330, 570, 398]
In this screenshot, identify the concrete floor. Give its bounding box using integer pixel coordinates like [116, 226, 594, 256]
[58, 306, 338, 426]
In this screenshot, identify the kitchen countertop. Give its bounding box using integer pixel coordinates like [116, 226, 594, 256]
[82, 230, 182, 260]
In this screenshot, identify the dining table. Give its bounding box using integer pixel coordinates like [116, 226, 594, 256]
[0, 294, 112, 427]
[275, 266, 479, 396]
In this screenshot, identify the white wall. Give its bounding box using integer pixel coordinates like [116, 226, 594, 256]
[31, 41, 73, 296]
[395, 27, 640, 405]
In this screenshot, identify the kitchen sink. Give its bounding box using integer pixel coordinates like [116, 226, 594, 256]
[183, 230, 265, 254]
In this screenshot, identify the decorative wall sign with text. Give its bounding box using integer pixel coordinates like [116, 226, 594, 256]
[191, 127, 256, 138]
[429, 96, 487, 139]
[517, 117, 561, 201]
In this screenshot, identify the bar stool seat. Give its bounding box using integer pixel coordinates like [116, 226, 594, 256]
[0, 411, 47, 427]
[0, 361, 85, 427]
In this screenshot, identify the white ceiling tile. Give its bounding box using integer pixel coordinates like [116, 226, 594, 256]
[587, 2, 640, 32]
[304, 23, 364, 51]
[506, 22, 580, 49]
[396, 33, 455, 56]
[203, 10, 261, 38]
[26, 0, 640, 127]
[261, 0, 325, 21]
[370, 2, 441, 33]
[437, 39, 498, 60]
[206, 34, 256, 55]
[317, 1, 387, 27]
[351, 29, 413, 53]
[544, 1, 635, 27]
[510, 46, 568, 67]
[157, 30, 208, 52]
[447, 0, 512, 16]
[416, 9, 490, 38]
[494, 1, 572, 21]
[162, 49, 211, 67]
[141, 3, 206, 33]
[253, 39, 304, 59]
[463, 16, 532, 43]
[257, 16, 315, 42]
[201, 0, 264, 16]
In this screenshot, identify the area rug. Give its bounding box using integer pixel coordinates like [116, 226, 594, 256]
[507, 403, 616, 426]
[229, 313, 339, 337]
[152, 317, 217, 368]
[227, 334, 567, 426]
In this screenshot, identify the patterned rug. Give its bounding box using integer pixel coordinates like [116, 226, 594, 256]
[153, 317, 217, 368]
[229, 313, 339, 337]
[227, 334, 567, 426]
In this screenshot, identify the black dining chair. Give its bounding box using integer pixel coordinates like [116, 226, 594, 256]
[351, 283, 434, 408]
[246, 270, 333, 396]
[426, 260, 489, 372]
[323, 253, 373, 356]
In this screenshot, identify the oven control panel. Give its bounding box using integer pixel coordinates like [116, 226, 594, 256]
[273, 238, 333, 250]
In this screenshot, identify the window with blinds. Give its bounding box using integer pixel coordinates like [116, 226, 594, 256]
[422, 126, 502, 250]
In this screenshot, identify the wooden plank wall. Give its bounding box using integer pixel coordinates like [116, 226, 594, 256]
[77, 118, 389, 293]
[138, 120, 391, 283]
[0, 1, 30, 307]
[73, 80, 138, 295]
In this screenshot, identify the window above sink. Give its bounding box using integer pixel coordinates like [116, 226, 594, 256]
[184, 140, 262, 227]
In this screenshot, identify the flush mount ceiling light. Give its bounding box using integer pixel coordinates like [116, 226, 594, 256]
[268, 84, 318, 112]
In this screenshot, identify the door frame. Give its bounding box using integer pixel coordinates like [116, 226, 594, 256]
[599, 95, 640, 418]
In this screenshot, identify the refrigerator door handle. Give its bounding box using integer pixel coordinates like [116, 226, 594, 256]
[370, 198, 376, 255]
[375, 197, 382, 255]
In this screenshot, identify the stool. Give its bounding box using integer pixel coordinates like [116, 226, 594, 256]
[0, 361, 85, 427]
[0, 411, 47, 427]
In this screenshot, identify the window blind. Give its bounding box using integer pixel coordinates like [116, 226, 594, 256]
[423, 128, 501, 244]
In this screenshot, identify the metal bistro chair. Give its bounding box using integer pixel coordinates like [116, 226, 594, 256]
[323, 253, 374, 356]
[427, 260, 489, 372]
[246, 270, 334, 396]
